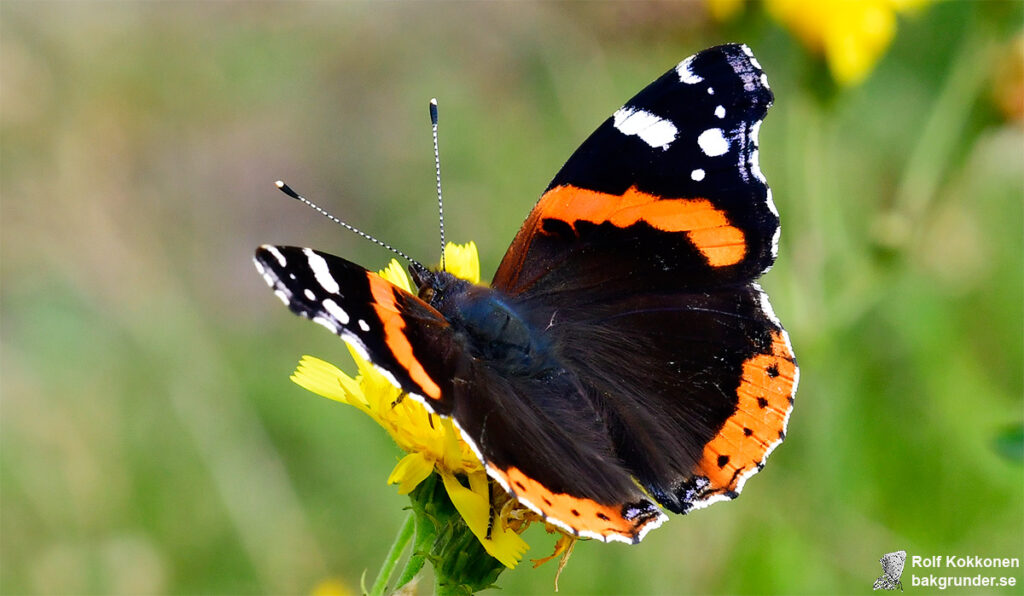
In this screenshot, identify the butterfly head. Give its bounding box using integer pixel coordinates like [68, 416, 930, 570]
[410, 265, 467, 307]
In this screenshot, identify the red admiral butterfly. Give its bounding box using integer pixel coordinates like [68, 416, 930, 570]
[255, 44, 798, 544]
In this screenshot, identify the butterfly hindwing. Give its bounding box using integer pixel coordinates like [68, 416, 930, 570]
[538, 284, 796, 514]
[447, 347, 667, 542]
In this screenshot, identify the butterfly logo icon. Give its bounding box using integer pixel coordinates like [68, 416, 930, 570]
[873, 550, 907, 591]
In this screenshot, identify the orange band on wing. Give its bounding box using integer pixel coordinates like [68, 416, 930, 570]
[698, 330, 796, 491]
[536, 185, 746, 267]
[366, 274, 443, 401]
[490, 466, 660, 541]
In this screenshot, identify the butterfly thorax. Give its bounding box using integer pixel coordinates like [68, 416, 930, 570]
[412, 268, 554, 377]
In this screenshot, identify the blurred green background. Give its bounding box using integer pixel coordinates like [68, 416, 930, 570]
[2, 2, 1022, 594]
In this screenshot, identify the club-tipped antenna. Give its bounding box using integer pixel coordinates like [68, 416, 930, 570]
[430, 98, 446, 271]
[274, 180, 427, 273]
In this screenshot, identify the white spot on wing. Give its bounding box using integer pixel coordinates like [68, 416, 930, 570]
[715, 105, 726, 119]
[358, 319, 370, 332]
[675, 55, 703, 84]
[753, 283, 782, 327]
[765, 187, 779, 217]
[264, 245, 287, 267]
[303, 248, 340, 294]
[691, 168, 705, 181]
[612, 107, 678, 150]
[751, 152, 766, 183]
[322, 298, 351, 325]
[760, 73, 770, 89]
[741, 44, 763, 70]
[312, 315, 338, 334]
[273, 289, 290, 305]
[707, 87, 715, 95]
[304, 289, 316, 300]
[697, 128, 729, 157]
[340, 332, 371, 362]
[634, 511, 668, 543]
[748, 122, 766, 183]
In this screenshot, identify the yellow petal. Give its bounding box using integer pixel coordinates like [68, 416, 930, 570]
[468, 468, 489, 497]
[765, 0, 827, 50]
[442, 241, 481, 284]
[378, 259, 413, 293]
[388, 452, 435, 495]
[345, 344, 401, 408]
[823, 0, 895, 86]
[765, 0, 914, 87]
[346, 343, 378, 384]
[290, 355, 362, 405]
[441, 471, 529, 569]
[439, 418, 465, 471]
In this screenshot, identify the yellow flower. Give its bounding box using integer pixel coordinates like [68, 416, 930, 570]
[289, 241, 531, 569]
[709, 0, 930, 86]
[706, 0, 744, 22]
[310, 578, 352, 596]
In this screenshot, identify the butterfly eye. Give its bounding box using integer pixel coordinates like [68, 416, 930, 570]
[420, 287, 436, 303]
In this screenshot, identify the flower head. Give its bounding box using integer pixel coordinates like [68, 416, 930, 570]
[708, 0, 930, 86]
[290, 241, 533, 569]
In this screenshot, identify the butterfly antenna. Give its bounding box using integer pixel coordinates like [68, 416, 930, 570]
[430, 98, 446, 271]
[274, 180, 427, 273]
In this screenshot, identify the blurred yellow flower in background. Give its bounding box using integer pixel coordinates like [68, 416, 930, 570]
[289, 242, 531, 570]
[311, 578, 352, 596]
[709, 0, 930, 86]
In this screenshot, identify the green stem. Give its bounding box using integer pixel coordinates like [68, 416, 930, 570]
[369, 511, 416, 596]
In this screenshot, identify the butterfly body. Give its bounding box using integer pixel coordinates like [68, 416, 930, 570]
[255, 44, 798, 544]
[412, 269, 553, 378]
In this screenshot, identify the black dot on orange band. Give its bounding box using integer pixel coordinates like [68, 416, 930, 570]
[571, 509, 580, 517]
[541, 218, 575, 239]
[788, 396, 795, 405]
[717, 455, 730, 468]
[778, 430, 786, 440]
[515, 481, 526, 490]
[743, 427, 753, 436]
[543, 497, 552, 506]
[766, 364, 779, 377]
[757, 397, 769, 408]
[596, 512, 610, 521]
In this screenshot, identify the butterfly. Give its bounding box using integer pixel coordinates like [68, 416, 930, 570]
[254, 44, 798, 544]
[873, 551, 907, 591]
